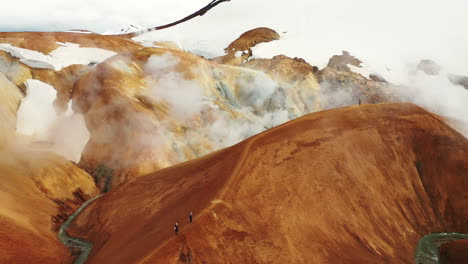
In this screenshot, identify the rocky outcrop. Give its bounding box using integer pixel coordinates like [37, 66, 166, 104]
[214, 27, 280, 65]
[327, 50, 363, 72]
[448, 74, 468, 90]
[417, 59, 441, 76]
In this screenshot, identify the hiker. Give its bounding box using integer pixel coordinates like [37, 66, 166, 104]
[189, 212, 193, 223]
[174, 223, 179, 235]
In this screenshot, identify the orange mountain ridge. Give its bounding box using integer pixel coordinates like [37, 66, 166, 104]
[69, 103, 467, 264]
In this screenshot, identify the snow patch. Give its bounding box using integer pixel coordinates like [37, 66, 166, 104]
[0, 42, 116, 70]
[62, 30, 94, 34]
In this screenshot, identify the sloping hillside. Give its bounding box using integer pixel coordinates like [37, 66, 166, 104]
[69, 103, 467, 264]
[0, 145, 100, 263]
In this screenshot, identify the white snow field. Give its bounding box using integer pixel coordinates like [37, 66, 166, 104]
[0, 42, 116, 70]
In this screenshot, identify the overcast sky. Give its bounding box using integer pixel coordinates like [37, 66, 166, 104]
[1, 0, 467, 74]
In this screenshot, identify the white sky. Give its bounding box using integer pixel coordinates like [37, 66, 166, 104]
[1, 0, 467, 74]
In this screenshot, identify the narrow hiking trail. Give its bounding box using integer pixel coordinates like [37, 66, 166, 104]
[58, 194, 104, 264]
[137, 198, 224, 264]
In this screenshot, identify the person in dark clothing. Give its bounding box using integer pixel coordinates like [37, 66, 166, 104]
[174, 223, 179, 235]
[189, 212, 193, 223]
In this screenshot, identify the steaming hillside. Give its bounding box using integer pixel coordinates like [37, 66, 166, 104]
[0, 28, 404, 189]
[0, 27, 466, 263]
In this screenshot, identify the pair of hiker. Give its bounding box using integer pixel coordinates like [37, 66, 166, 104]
[174, 212, 193, 235]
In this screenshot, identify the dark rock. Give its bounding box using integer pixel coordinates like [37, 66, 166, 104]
[417, 59, 441, 75]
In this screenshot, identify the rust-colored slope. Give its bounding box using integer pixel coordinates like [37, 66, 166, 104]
[0, 146, 100, 263]
[69, 103, 467, 264]
[440, 239, 468, 264]
[0, 216, 66, 263]
[0, 162, 68, 264]
[0, 71, 22, 144]
[71, 143, 244, 263]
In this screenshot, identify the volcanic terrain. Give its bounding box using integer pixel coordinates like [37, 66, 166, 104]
[0, 25, 466, 264]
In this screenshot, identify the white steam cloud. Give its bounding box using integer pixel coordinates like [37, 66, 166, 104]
[401, 71, 468, 121]
[16, 79, 90, 162]
[143, 52, 289, 152]
[16, 80, 57, 139]
[347, 60, 468, 136]
[145, 53, 205, 119]
[237, 72, 278, 110]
